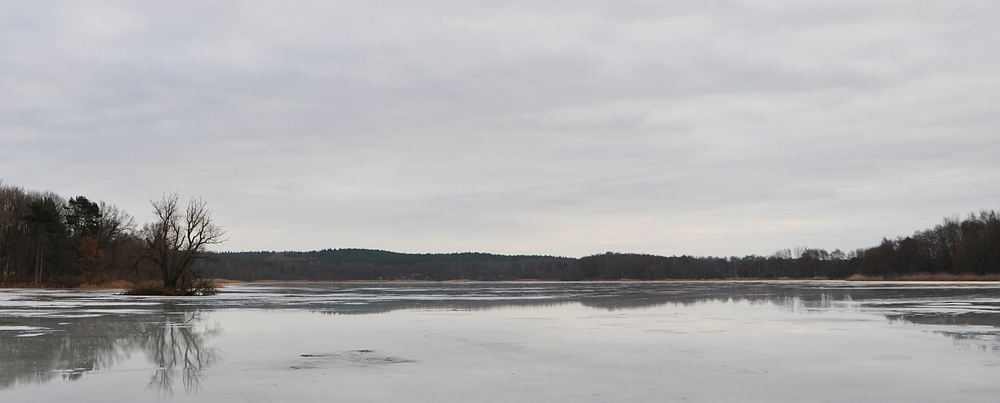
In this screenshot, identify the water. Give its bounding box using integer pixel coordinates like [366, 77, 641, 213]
[3, 281, 1000, 402]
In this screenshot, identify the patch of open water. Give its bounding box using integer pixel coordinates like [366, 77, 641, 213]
[2, 281, 1000, 402]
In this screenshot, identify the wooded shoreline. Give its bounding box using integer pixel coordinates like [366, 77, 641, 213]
[9, 274, 1000, 292]
[2, 181, 999, 290]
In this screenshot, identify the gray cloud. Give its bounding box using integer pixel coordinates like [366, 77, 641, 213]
[2, 1, 998, 256]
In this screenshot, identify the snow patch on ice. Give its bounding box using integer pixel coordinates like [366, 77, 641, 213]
[0, 325, 45, 331]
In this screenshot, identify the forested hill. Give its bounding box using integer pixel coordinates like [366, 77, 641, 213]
[201, 249, 574, 281]
[248, 248, 557, 265]
[202, 210, 1000, 282]
[199, 248, 851, 281]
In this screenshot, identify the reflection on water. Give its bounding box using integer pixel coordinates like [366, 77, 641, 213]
[3, 281, 1000, 397]
[0, 302, 218, 395]
[140, 311, 220, 396]
[1, 314, 133, 388]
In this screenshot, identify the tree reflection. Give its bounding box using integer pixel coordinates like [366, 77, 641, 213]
[135, 311, 220, 396]
[0, 309, 218, 395]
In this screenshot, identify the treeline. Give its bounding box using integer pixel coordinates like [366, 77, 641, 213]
[199, 248, 858, 281]
[2, 181, 999, 285]
[0, 182, 222, 293]
[201, 249, 574, 281]
[202, 212, 999, 282]
[563, 250, 859, 280]
[0, 182, 141, 286]
[858, 211, 1000, 277]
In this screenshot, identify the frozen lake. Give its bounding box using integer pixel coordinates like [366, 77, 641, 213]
[3, 281, 1000, 402]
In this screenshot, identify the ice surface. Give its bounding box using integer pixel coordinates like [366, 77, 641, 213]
[3, 281, 1000, 402]
[0, 326, 44, 331]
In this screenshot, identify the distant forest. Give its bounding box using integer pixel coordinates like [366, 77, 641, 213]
[2, 181, 999, 286]
[199, 210, 1000, 281]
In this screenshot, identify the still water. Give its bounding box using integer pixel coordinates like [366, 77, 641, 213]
[2, 281, 1000, 402]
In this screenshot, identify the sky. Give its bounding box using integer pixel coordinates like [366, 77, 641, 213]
[1, 1, 998, 257]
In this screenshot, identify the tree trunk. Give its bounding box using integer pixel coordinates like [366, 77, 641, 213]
[34, 240, 42, 285]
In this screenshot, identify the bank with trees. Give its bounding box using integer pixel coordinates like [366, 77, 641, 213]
[1, 181, 999, 291]
[0, 182, 224, 295]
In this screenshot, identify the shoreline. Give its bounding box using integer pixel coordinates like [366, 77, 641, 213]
[6, 274, 1000, 291]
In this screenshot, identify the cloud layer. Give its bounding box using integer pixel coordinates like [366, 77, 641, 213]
[2, 1, 998, 256]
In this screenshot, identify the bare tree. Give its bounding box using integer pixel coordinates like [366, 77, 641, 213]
[139, 194, 226, 295]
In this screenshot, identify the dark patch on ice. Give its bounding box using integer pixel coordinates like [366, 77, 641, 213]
[291, 350, 414, 369]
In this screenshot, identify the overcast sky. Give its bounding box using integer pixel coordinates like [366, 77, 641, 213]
[1, 1, 998, 257]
